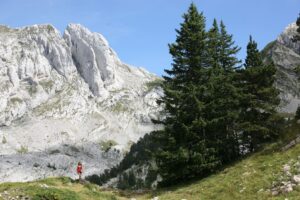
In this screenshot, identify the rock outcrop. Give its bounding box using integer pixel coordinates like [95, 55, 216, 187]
[262, 23, 300, 113]
[0, 24, 163, 182]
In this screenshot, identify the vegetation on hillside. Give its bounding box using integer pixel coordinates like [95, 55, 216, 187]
[0, 177, 123, 200]
[88, 3, 284, 189]
[2, 121, 300, 199]
[155, 3, 281, 186]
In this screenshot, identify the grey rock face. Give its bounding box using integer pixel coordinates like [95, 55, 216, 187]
[0, 24, 163, 182]
[262, 23, 300, 113]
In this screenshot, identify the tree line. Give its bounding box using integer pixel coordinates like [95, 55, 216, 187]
[154, 3, 282, 186]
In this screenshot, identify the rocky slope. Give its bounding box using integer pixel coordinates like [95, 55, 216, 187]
[0, 24, 163, 182]
[262, 23, 300, 113]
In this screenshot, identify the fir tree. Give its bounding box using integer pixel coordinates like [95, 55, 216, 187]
[156, 3, 220, 186]
[219, 21, 241, 72]
[205, 20, 242, 163]
[156, 4, 243, 186]
[240, 36, 280, 151]
[207, 19, 221, 70]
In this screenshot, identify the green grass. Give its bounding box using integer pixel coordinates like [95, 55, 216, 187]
[0, 177, 124, 200]
[126, 122, 300, 200]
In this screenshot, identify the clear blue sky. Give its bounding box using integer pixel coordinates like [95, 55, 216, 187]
[0, 0, 299, 76]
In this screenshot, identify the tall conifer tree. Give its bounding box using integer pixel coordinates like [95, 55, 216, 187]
[240, 36, 280, 151]
[205, 20, 242, 163]
[156, 3, 220, 186]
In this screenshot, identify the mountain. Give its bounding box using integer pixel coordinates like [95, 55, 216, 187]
[262, 23, 300, 113]
[0, 24, 163, 182]
[0, 21, 299, 184]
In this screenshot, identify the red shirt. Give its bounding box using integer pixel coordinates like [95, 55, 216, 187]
[77, 164, 83, 174]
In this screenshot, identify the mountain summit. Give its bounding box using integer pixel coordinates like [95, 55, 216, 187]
[0, 24, 162, 182]
[262, 22, 300, 113]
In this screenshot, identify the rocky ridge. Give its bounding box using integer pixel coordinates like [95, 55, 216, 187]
[262, 22, 300, 113]
[0, 24, 163, 182]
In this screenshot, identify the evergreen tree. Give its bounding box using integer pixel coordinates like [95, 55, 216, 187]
[219, 21, 241, 72]
[205, 20, 242, 163]
[240, 36, 280, 151]
[156, 3, 220, 186]
[156, 4, 243, 186]
[295, 13, 300, 41]
[207, 19, 221, 70]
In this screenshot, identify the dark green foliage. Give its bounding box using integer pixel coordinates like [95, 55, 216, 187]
[293, 13, 300, 42]
[115, 170, 140, 190]
[86, 131, 162, 188]
[29, 187, 80, 200]
[219, 21, 241, 71]
[296, 106, 300, 120]
[87, 3, 282, 190]
[245, 36, 263, 68]
[239, 36, 281, 151]
[157, 4, 217, 186]
[294, 65, 300, 80]
[155, 3, 243, 186]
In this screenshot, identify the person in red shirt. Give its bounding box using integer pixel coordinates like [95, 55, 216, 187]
[76, 162, 83, 182]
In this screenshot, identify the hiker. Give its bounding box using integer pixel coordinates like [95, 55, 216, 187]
[76, 162, 83, 182]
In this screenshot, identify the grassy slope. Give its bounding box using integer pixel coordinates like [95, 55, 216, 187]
[1, 123, 300, 200]
[0, 177, 126, 200]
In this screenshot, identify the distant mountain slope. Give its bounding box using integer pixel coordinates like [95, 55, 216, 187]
[0, 24, 163, 182]
[261, 23, 300, 113]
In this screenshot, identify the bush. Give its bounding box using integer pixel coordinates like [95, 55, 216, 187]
[2, 136, 7, 144]
[100, 140, 117, 152]
[17, 145, 28, 154]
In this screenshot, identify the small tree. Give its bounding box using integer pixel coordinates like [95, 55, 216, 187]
[293, 13, 300, 42]
[240, 36, 280, 151]
[296, 106, 300, 120]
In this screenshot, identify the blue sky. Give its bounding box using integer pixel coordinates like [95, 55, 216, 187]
[0, 0, 299, 76]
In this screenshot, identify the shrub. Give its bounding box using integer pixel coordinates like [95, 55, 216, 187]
[100, 140, 117, 152]
[296, 106, 300, 120]
[2, 136, 7, 144]
[17, 145, 28, 154]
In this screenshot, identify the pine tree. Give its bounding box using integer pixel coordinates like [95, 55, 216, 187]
[156, 3, 220, 186]
[207, 19, 221, 70]
[240, 36, 280, 151]
[245, 36, 263, 68]
[219, 21, 241, 72]
[205, 20, 242, 163]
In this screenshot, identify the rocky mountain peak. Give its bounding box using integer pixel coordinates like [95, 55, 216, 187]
[64, 23, 120, 97]
[262, 23, 300, 113]
[277, 23, 300, 54]
[0, 23, 162, 182]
